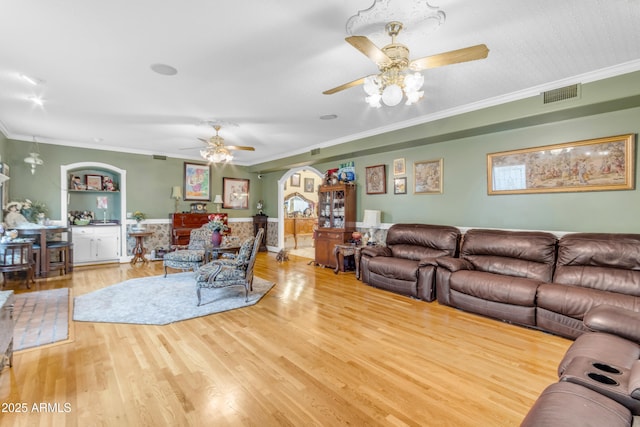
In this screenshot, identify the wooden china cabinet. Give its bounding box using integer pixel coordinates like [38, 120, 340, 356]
[314, 183, 356, 268]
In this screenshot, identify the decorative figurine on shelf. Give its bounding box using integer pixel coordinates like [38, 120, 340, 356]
[102, 176, 116, 191]
[256, 200, 264, 215]
[71, 175, 83, 190]
[4, 201, 27, 228]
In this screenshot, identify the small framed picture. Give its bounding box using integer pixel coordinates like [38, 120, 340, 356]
[414, 159, 443, 194]
[86, 175, 102, 190]
[222, 177, 250, 209]
[365, 164, 386, 194]
[290, 173, 301, 187]
[304, 177, 314, 192]
[393, 158, 406, 176]
[394, 177, 407, 194]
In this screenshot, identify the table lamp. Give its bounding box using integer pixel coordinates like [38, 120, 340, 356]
[171, 186, 182, 213]
[362, 209, 381, 245]
[213, 194, 223, 213]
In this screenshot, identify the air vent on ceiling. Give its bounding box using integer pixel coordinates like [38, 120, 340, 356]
[542, 84, 581, 104]
[152, 155, 167, 160]
[311, 148, 320, 155]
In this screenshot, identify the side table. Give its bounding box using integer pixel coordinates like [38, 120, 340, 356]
[333, 244, 365, 279]
[129, 231, 153, 264]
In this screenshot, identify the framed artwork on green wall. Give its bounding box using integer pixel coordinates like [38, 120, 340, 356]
[184, 162, 211, 201]
[487, 134, 635, 195]
[414, 159, 443, 194]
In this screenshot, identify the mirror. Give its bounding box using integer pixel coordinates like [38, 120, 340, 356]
[284, 192, 315, 218]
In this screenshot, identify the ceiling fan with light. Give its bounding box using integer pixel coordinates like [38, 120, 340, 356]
[189, 124, 255, 163]
[324, 21, 489, 107]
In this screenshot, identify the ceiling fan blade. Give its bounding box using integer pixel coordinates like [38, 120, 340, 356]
[323, 76, 367, 95]
[180, 145, 204, 150]
[226, 145, 255, 151]
[197, 138, 209, 143]
[346, 35, 391, 67]
[409, 44, 489, 71]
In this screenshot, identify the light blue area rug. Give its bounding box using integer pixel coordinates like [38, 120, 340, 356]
[73, 272, 275, 325]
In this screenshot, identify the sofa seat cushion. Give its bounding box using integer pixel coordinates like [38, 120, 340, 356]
[449, 270, 541, 306]
[367, 257, 419, 282]
[537, 283, 640, 321]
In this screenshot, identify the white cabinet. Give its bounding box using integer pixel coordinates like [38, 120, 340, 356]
[73, 225, 121, 265]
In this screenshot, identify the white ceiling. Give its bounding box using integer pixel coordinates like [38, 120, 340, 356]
[1, 0, 640, 166]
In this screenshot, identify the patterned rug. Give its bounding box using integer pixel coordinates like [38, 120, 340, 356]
[14, 288, 71, 351]
[73, 272, 275, 325]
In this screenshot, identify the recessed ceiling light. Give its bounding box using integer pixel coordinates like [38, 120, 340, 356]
[27, 96, 44, 106]
[320, 114, 338, 120]
[20, 74, 45, 86]
[150, 63, 178, 76]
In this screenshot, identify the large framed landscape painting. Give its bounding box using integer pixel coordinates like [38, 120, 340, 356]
[487, 134, 635, 195]
[184, 162, 211, 201]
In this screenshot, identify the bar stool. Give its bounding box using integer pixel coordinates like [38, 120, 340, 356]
[45, 227, 73, 276]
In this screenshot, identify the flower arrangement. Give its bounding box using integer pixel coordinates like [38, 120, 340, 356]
[132, 211, 146, 222]
[207, 214, 229, 232]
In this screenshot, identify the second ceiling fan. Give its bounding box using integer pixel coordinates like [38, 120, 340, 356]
[324, 21, 489, 107]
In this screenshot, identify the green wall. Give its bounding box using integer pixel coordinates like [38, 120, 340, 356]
[3, 142, 261, 221]
[3, 70, 640, 234]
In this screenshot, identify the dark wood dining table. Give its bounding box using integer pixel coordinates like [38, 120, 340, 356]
[16, 225, 72, 277]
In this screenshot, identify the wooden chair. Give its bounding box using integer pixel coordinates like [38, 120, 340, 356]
[195, 228, 264, 305]
[45, 226, 73, 276]
[0, 241, 36, 288]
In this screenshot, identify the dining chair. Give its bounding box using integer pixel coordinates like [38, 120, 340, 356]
[0, 241, 36, 288]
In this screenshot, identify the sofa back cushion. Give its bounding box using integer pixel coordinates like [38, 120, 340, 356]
[461, 229, 557, 282]
[554, 233, 640, 296]
[385, 224, 460, 261]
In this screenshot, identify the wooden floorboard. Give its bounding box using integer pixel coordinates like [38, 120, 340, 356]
[0, 253, 572, 426]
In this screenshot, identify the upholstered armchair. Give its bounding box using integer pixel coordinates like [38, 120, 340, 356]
[163, 226, 213, 277]
[195, 228, 263, 305]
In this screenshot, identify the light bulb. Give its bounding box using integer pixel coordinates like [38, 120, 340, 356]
[363, 75, 381, 96]
[365, 93, 382, 108]
[381, 84, 403, 106]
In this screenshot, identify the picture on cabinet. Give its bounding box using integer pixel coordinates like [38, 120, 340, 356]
[85, 175, 102, 190]
[184, 162, 211, 201]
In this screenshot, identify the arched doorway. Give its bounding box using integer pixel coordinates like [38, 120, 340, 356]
[278, 166, 324, 256]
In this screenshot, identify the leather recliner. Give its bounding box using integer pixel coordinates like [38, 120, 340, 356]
[360, 223, 460, 301]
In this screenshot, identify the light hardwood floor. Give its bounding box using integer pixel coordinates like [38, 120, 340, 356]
[0, 253, 572, 426]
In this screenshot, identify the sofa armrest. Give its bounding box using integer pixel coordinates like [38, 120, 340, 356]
[436, 256, 473, 272]
[361, 246, 391, 258]
[584, 305, 640, 345]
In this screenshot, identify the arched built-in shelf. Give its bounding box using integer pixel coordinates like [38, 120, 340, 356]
[60, 162, 128, 263]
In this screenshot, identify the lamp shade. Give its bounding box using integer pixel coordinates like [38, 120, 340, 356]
[362, 210, 381, 228]
[213, 194, 223, 204]
[171, 186, 182, 199]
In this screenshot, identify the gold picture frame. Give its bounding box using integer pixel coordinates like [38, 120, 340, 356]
[393, 158, 406, 176]
[487, 134, 635, 195]
[414, 159, 443, 194]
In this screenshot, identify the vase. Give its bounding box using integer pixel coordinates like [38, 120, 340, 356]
[211, 230, 222, 247]
[134, 220, 144, 231]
